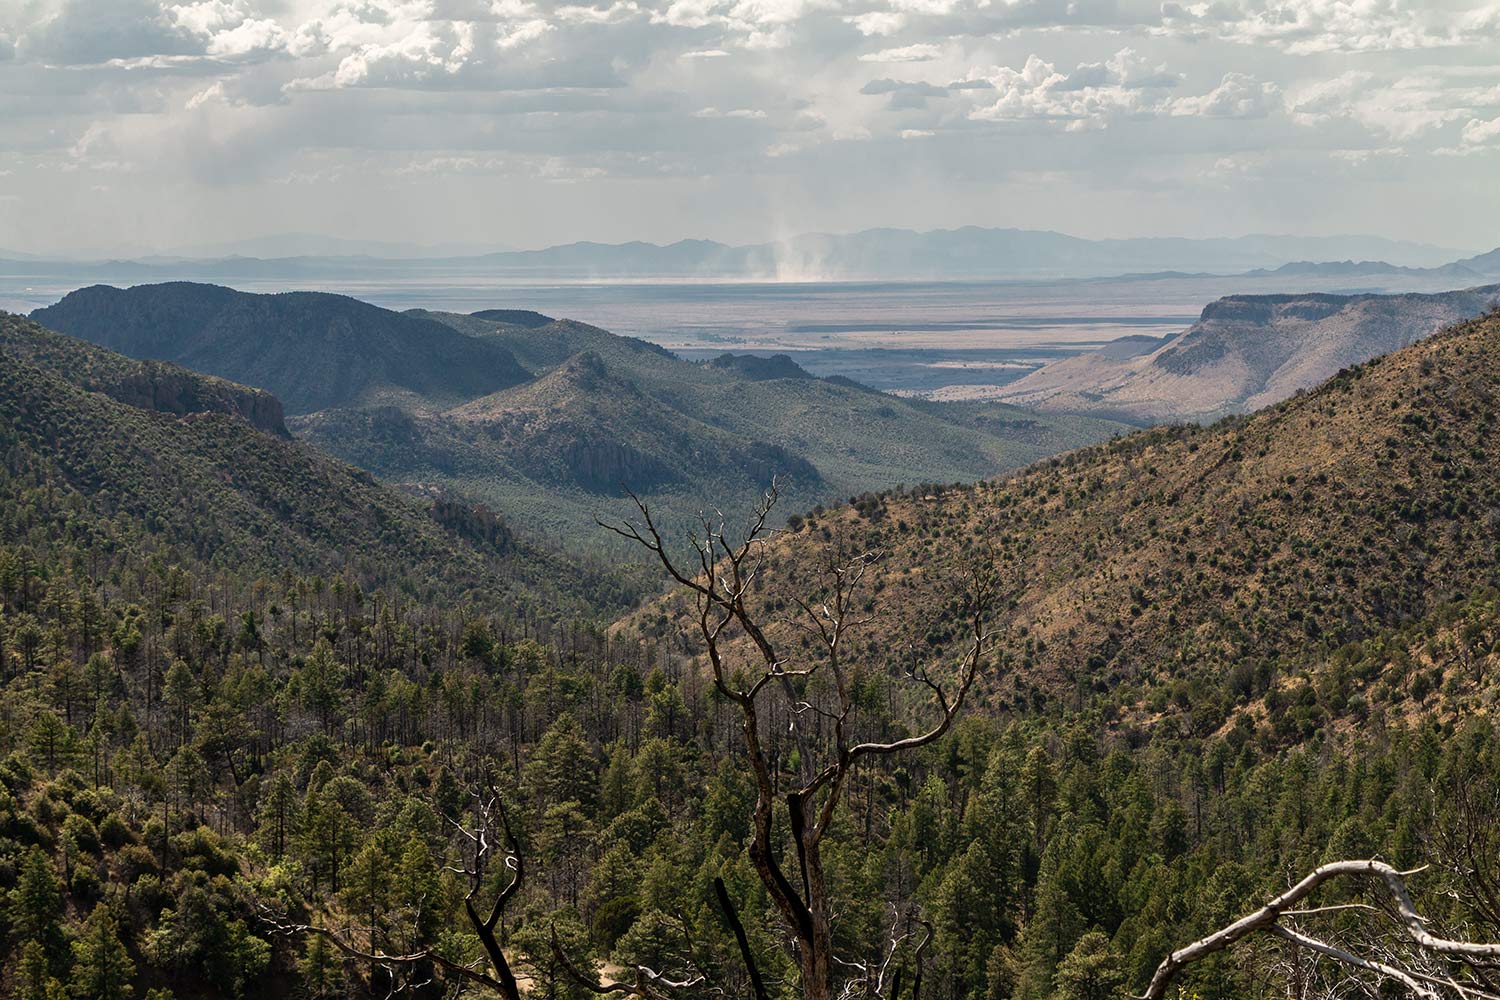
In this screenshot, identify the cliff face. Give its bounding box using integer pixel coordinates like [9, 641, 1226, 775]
[560, 438, 678, 492]
[102, 361, 290, 437]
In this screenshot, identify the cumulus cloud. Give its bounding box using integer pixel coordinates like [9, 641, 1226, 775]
[967, 50, 1184, 130]
[1461, 116, 1500, 146]
[845, 11, 906, 35]
[18, 0, 301, 65]
[23, 0, 207, 63]
[693, 106, 768, 117]
[1288, 70, 1487, 140]
[1172, 72, 1279, 119]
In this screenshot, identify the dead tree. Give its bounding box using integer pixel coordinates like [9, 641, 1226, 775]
[264, 787, 525, 999]
[604, 480, 1000, 1000]
[1143, 860, 1500, 1000]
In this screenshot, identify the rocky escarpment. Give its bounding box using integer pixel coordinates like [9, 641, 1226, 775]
[100, 361, 290, 437]
[430, 496, 514, 553]
[996, 285, 1500, 424]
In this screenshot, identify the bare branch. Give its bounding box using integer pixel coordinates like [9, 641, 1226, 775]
[549, 926, 706, 1000]
[261, 909, 508, 997]
[1144, 860, 1500, 1000]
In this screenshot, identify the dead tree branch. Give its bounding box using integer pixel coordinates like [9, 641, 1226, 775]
[263, 785, 525, 1000]
[1144, 860, 1500, 1000]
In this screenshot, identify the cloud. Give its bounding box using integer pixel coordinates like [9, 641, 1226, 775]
[859, 42, 942, 62]
[23, 0, 206, 64]
[18, 0, 300, 66]
[1461, 116, 1500, 146]
[1172, 73, 1279, 119]
[1051, 49, 1179, 92]
[185, 79, 228, 108]
[284, 16, 586, 92]
[841, 0, 1156, 37]
[1288, 70, 1488, 140]
[845, 11, 906, 35]
[693, 106, 769, 118]
[4, 0, 1500, 254]
[967, 50, 1184, 131]
[861, 77, 949, 109]
[1156, 0, 1480, 55]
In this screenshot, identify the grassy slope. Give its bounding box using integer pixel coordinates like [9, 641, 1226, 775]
[620, 310, 1500, 731]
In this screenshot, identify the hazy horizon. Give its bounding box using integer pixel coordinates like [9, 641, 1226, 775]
[2, 224, 1488, 264]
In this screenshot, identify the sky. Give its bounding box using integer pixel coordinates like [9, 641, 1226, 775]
[0, 0, 1498, 256]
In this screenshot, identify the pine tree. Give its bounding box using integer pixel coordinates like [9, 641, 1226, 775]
[70, 904, 136, 1000]
[298, 933, 344, 998]
[8, 847, 65, 966]
[1053, 930, 1124, 1000]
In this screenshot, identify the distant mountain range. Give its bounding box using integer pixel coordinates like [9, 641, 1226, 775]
[3, 228, 1486, 282]
[1243, 247, 1500, 282]
[29, 282, 1125, 545]
[993, 285, 1500, 424]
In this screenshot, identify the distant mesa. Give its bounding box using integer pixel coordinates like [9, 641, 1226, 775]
[10, 229, 1491, 282]
[996, 284, 1500, 424]
[635, 307, 1500, 716]
[470, 308, 556, 328]
[706, 352, 814, 381]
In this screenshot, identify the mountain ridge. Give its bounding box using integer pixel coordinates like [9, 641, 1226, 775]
[30, 282, 531, 413]
[621, 308, 1500, 734]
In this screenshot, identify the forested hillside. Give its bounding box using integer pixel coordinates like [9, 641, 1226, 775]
[0, 313, 642, 616]
[0, 306, 1496, 1000]
[0, 520, 1496, 1000]
[626, 309, 1500, 736]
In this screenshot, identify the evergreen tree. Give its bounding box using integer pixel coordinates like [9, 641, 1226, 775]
[70, 904, 136, 1000]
